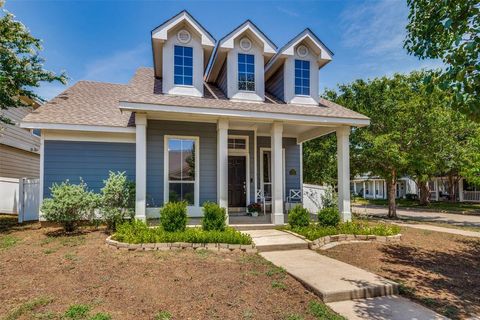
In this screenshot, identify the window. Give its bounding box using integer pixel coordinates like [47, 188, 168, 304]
[174, 45, 193, 86]
[167, 137, 197, 205]
[228, 138, 246, 150]
[32, 129, 41, 137]
[238, 53, 255, 91]
[294, 59, 310, 95]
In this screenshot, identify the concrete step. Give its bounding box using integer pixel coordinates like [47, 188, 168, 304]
[256, 242, 310, 252]
[243, 229, 309, 252]
[232, 224, 277, 231]
[261, 249, 399, 303]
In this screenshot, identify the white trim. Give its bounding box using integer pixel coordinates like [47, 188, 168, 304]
[135, 114, 147, 220]
[164, 135, 201, 213]
[299, 142, 304, 199]
[259, 147, 286, 200]
[39, 132, 45, 221]
[217, 119, 229, 217]
[119, 102, 370, 127]
[228, 134, 250, 206]
[20, 122, 136, 133]
[42, 130, 135, 143]
[253, 127, 258, 202]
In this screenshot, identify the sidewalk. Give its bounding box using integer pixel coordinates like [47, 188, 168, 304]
[394, 222, 480, 238]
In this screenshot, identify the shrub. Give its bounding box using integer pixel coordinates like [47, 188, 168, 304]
[100, 171, 135, 231]
[320, 188, 337, 209]
[317, 207, 341, 227]
[160, 201, 188, 232]
[201, 202, 226, 231]
[288, 205, 310, 228]
[41, 180, 98, 232]
[405, 193, 418, 201]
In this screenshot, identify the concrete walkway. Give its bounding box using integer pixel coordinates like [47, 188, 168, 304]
[247, 229, 446, 320]
[394, 222, 480, 238]
[354, 204, 480, 227]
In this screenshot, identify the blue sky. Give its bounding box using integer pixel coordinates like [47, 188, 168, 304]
[5, 0, 441, 100]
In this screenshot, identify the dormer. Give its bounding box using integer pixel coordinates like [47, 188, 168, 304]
[265, 29, 333, 105]
[151, 11, 215, 97]
[206, 20, 276, 102]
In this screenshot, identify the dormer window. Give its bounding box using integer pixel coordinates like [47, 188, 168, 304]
[238, 53, 255, 91]
[174, 45, 193, 86]
[294, 59, 310, 96]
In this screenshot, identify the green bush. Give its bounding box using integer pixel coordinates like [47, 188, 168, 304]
[41, 180, 98, 232]
[288, 205, 311, 228]
[201, 202, 226, 231]
[100, 171, 135, 231]
[317, 207, 340, 227]
[114, 220, 252, 245]
[160, 201, 188, 232]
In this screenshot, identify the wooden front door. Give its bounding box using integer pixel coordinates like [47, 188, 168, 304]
[228, 156, 246, 207]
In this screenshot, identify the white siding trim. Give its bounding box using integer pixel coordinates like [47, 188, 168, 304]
[39, 133, 45, 221]
[43, 130, 135, 143]
[20, 122, 136, 133]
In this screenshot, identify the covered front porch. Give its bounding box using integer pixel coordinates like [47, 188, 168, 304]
[124, 106, 365, 226]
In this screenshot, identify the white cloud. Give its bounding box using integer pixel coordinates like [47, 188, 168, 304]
[276, 6, 300, 17]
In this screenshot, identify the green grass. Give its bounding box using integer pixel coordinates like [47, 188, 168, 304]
[353, 198, 480, 214]
[271, 280, 287, 290]
[309, 301, 346, 320]
[113, 220, 252, 245]
[4, 296, 54, 320]
[280, 221, 401, 241]
[64, 304, 90, 319]
[0, 235, 19, 250]
[154, 310, 172, 320]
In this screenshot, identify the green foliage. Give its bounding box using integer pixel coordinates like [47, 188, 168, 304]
[89, 313, 112, 320]
[320, 189, 337, 209]
[0, 4, 67, 120]
[405, 0, 480, 119]
[41, 180, 98, 232]
[100, 171, 135, 231]
[201, 202, 227, 231]
[271, 280, 287, 290]
[159, 201, 188, 232]
[154, 311, 172, 320]
[0, 235, 19, 249]
[283, 221, 401, 241]
[4, 296, 53, 320]
[317, 207, 340, 227]
[64, 304, 90, 319]
[114, 220, 252, 245]
[303, 135, 338, 185]
[309, 301, 346, 320]
[288, 205, 310, 228]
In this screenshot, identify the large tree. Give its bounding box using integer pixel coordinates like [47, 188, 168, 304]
[0, 2, 66, 122]
[404, 0, 480, 119]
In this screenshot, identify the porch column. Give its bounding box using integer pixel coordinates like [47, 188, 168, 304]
[135, 113, 147, 221]
[373, 180, 377, 199]
[336, 126, 351, 221]
[459, 179, 464, 202]
[271, 122, 284, 225]
[217, 119, 229, 222]
[353, 182, 357, 195]
[434, 178, 439, 201]
[363, 181, 366, 198]
[383, 181, 387, 199]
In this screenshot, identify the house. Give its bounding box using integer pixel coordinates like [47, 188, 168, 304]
[0, 98, 41, 215]
[351, 176, 417, 200]
[21, 11, 369, 225]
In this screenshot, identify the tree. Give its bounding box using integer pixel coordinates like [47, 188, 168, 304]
[0, 2, 66, 122]
[303, 134, 338, 186]
[405, 0, 480, 119]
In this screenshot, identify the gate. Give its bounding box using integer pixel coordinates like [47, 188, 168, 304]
[18, 178, 40, 223]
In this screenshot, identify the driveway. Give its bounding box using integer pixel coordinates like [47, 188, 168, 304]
[353, 205, 480, 227]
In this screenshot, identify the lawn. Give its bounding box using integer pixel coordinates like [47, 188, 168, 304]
[318, 226, 480, 319]
[0, 215, 342, 320]
[353, 198, 480, 214]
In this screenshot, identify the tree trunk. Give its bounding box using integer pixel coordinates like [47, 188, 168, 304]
[418, 180, 430, 206]
[447, 174, 457, 203]
[386, 174, 397, 219]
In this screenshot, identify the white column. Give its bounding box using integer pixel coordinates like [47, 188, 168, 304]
[271, 122, 284, 225]
[383, 181, 387, 199]
[217, 119, 229, 222]
[336, 127, 351, 221]
[135, 113, 147, 221]
[363, 181, 366, 198]
[373, 180, 377, 199]
[434, 178, 439, 201]
[353, 182, 357, 195]
[459, 178, 464, 202]
[39, 133, 45, 221]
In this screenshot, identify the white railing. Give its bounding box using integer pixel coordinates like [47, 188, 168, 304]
[463, 191, 480, 202]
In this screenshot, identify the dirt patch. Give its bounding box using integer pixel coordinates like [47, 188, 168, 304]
[319, 226, 480, 319]
[0, 224, 332, 320]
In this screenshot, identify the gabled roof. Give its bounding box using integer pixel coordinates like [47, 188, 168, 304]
[206, 20, 277, 83]
[265, 28, 333, 80]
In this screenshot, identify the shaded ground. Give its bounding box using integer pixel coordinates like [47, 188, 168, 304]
[319, 226, 480, 319]
[0, 215, 339, 320]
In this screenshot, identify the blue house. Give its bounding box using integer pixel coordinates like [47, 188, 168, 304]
[21, 11, 369, 225]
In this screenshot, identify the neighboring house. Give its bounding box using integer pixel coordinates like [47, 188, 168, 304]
[0, 99, 41, 214]
[21, 11, 369, 224]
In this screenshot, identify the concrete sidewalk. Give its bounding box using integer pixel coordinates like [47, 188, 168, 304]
[243, 229, 308, 252]
[395, 222, 480, 238]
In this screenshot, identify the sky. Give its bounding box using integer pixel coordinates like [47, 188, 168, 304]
[5, 0, 442, 100]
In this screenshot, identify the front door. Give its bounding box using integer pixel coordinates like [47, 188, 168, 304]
[228, 156, 246, 207]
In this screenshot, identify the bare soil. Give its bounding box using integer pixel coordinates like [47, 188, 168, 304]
[319, 226, 480, 319]
[0, 216, 330, 320]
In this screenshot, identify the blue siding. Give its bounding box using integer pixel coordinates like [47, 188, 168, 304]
[147, 120, 217, 207]
[43, 141, 135, 198]
[256, 136, 301, 199]
[265, 65, 284, 101]
[217, 60, 228, 97]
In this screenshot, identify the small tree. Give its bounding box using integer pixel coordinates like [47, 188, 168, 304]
[41, 180, 97, 232]
[100, 171, 135, 231]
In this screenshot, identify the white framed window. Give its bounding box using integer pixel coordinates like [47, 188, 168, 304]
[260, 147, 285, 200]
[174, 45, 193, 86]
[228, 138, 247, 150]
[164, 135, 199, 206]
[294, 59, 310, 96]
[238, 53, 255, 91]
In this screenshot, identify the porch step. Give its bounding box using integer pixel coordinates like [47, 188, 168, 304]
[243, 229, 309, 252]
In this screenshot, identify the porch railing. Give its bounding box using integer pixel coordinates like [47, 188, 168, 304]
[463, 191, 480, 202]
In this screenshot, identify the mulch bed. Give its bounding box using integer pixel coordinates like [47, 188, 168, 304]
[0, 220, 327, 319]
[319, 226, 480, 319]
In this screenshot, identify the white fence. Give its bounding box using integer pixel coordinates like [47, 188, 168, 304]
[302, 183, 329, 214]
[0, 177, 40, 222]
[463, 191, 480, 202]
